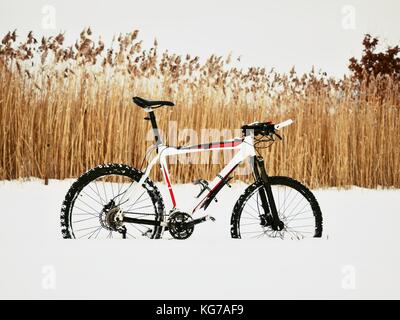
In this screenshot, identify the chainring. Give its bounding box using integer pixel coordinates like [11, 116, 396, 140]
[168, 211, 194, 240]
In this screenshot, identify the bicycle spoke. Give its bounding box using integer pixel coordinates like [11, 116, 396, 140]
[289, 225, 314, 229]
[125, 190, 146, 211]
[286, 226, 313, 234]
[287, 215, 314, 221]
[249, 232, 266, 239]
[238, 181, 319, 239]
[65, 167, 163, 240]
[78, 226, 102, 239]
[280, 189, 298, 217]
[127, 204, 153, 211]
[92, 182, 105, 205]
[94, 227, 103, 239]
[240, 222, 262, 226]
[241, 230, 267, 234]
[81, 189, 104, 207]
[75, 197, 101, 214]
[240, 216, 260, 220]
[116, 181, 135, 205]
[286, 200, 310, 218]
[246, 200, 261, 215]
[242, 209, 259, 220]
[73, 216, 99, 224]
[102, 180, 108, 205]
[73, 212, 99, 216]
[285, 196, 307, 219]
[110, 181, 115, 199]
[76, 225, 100, 232]
[126, 197, 153, 212]
[88, 226, 102, 239]
[72, 207, 99, 216]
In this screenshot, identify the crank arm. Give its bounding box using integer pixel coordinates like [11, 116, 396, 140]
[181, 215, 215, 230]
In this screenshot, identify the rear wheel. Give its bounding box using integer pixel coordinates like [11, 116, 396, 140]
[231, 176, 322, 239]
[60, 164, 165, 239]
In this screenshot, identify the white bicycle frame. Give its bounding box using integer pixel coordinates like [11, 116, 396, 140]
[124, 114, 293, 217]
[143, 135, 255, 215]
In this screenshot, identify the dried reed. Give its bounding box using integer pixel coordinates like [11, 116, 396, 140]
[0, 29, 399, 188]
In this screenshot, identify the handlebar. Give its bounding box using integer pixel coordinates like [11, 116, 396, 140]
[241, 119, 294, 136]
[274, 119, 294, 130]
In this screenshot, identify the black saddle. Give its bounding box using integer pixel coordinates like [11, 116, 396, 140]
[133, 96, 175, 109]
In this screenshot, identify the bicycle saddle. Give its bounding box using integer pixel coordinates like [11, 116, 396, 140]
[133, 96, 175, 109]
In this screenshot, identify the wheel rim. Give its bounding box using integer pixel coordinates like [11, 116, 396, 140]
[238, 184, 317, 239]
[69, 174, 160, 239]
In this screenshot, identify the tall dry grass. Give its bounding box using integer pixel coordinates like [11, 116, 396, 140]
[0, 29, 399, 188]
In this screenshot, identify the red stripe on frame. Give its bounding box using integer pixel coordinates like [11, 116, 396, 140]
[210, 140, 242, 149]
[190, 140, 242, 150]
[162, 165, 176, 208]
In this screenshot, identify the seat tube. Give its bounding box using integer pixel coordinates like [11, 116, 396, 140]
[148, 111, 163, 146]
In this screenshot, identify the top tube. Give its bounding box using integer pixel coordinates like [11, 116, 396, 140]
[177, 138, 243, 151]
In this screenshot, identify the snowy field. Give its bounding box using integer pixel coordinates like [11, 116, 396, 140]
[0, 179, 399, 299]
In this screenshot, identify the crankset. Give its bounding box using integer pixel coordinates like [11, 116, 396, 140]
[168, 211, 194, 239]
[168, 211, 215, 240]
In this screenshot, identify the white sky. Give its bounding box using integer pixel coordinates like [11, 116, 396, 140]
[0, 0, 399, 77]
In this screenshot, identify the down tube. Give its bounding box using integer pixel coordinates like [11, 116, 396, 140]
[191, 145, 253, 214]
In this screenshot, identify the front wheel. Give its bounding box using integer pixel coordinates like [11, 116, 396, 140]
[231, 176, 323, 239]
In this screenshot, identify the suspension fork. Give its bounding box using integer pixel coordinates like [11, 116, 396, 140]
[251, 156, 284, 231]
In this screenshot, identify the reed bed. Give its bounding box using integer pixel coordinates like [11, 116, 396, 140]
[0, 29, 399, 188]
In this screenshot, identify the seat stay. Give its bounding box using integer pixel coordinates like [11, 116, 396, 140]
[116, 154, 160, 207]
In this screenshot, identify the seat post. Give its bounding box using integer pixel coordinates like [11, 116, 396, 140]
[147, 110, 163, 146]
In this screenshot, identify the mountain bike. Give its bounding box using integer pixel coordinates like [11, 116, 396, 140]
[60, 96, 323, 239]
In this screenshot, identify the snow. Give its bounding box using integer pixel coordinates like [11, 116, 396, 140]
[0, 179, 399, 299]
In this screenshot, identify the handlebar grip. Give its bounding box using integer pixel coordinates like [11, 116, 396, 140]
[274, 119, 294, 130]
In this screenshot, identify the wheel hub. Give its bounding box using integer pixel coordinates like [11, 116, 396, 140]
[260, 214, 285, 231]
[99, 204, 124, 231]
